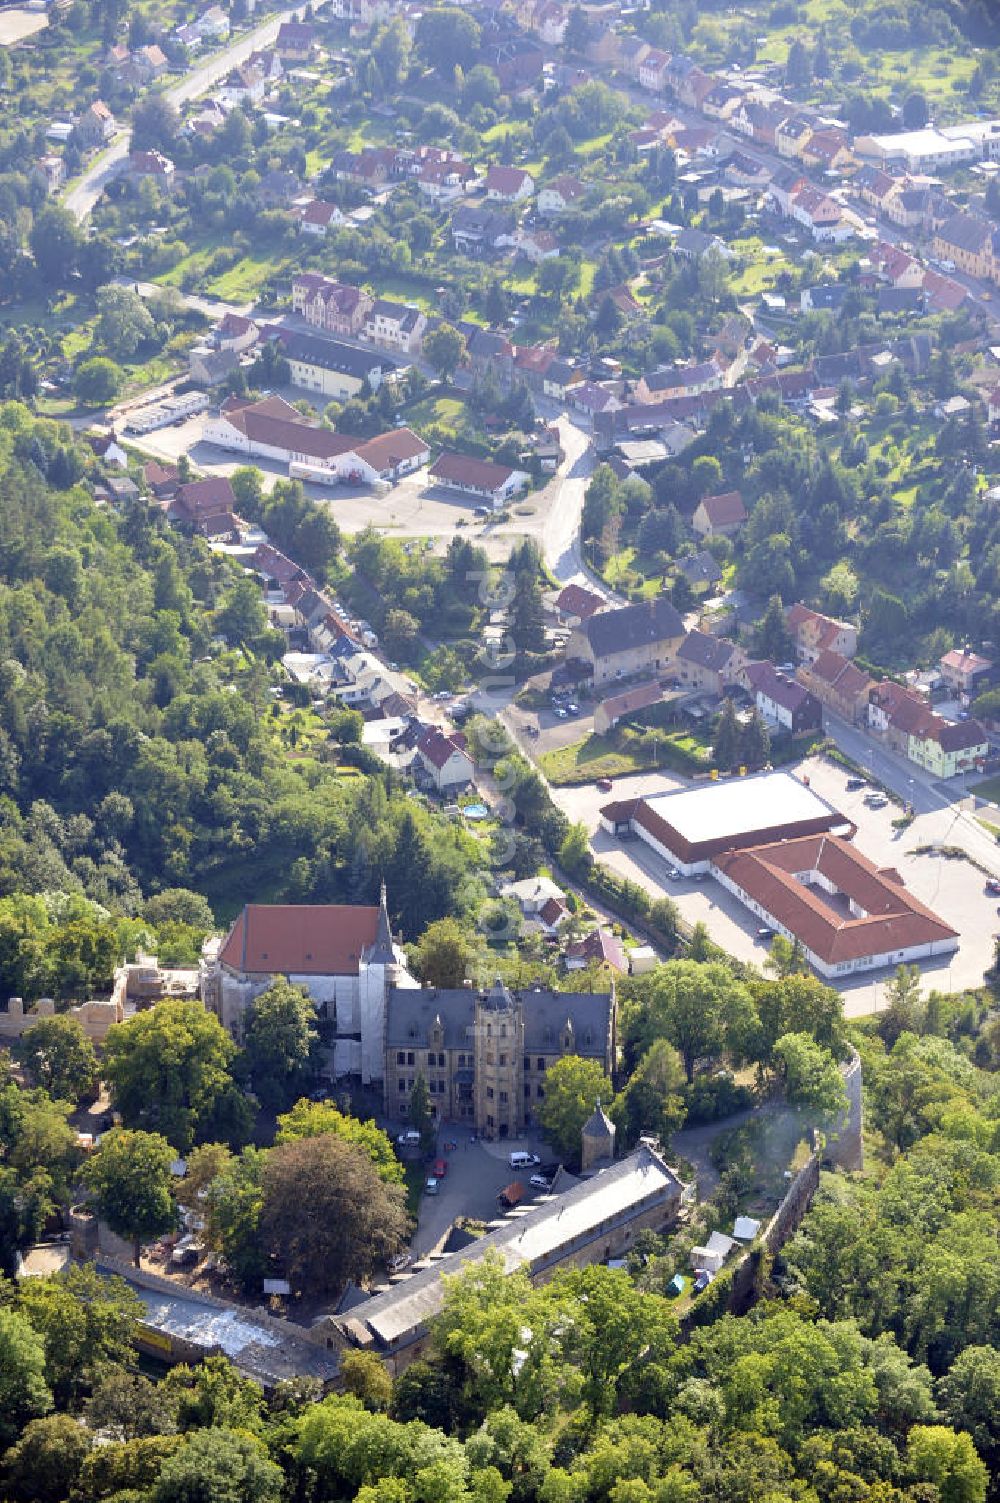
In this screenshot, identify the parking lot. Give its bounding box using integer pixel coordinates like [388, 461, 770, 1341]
[550, 754, 998, 1015]
[400, 1128, 555, 1258]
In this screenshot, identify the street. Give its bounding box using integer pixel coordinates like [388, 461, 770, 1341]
[64, 0, 333, 222]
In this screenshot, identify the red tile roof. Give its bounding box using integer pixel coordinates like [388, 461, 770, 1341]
[485, 165, 533, 194]
[428, 451, 516, 492]
[556, 582, 605, 620]
[355, 427, 428, 473]
[698, 489, 746, 527]
[566, 929, 627, 972]
[416, 726, 471, 770]
[715, 836, 957, 966]
[219, 903, 381, 975]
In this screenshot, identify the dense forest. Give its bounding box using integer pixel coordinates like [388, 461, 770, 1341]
[0, 402, 489, 974]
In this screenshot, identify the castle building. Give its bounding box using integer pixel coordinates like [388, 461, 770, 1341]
[384, 978, 616, 1139]
[200, 887, 418, 1083]
[201, 901, 616, 1122]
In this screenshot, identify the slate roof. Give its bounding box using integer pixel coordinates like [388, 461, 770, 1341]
[385, 985, 613, 1053]
[581, 596, 685, 659]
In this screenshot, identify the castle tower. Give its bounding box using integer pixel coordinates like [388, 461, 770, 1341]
[474, 978, 525, 1140]
[581, 1099, 616, 1172]
[358, 882, 404, 1087]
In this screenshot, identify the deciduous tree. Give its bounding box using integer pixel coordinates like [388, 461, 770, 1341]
[537, 1054, 613, 1165]
[83, 1128, 177, 1265]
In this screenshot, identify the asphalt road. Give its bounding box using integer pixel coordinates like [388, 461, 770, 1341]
[64, 0, 329, 222]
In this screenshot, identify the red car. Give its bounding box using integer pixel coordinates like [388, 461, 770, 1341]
[432, 1158, 448, 1178]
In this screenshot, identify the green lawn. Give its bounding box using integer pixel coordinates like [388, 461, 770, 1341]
[539, 734, 646, 784]
[972, 774, 1000, 805]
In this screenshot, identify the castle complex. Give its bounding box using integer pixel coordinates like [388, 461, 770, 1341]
[200, 894, 616, 1137]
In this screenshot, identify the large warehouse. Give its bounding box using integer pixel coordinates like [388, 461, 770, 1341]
[600, 770, 853, 876]
[712, 835, 959, 978]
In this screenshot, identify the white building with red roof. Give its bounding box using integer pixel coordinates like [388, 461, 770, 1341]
[201, 886, 417, 1080]
[485, 165, 535, 203]
[692, 489, 747, 538]
[413, 727, 474, 790]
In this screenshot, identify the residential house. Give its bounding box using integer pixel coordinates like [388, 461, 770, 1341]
[255, 169, 304, 207]
[565, 930, 627, 973]
[871, 240, 925, 289]
[76, 101, 115, 148]
[593, 679, 662, 735]
[196, 5, 229, 39]
[701, 80, 744, 121]
[537, 174, 586, 215]
[295, 276, 374, 337]
[692, 488, 747, 538]
[362, 299, 427, 356]
[672, 226, 727, 260]
[766, 163, 807, 216]
[129, 149, 175, 185]
[568, 596, 685, 686]
[143, 461, 179, 499]
[215, 313, 259, 354]
[677, 549, 723, 590]
[87, 430, 128, 468]
[427, 452, 529, 508]
[216, 60, 269, 107]
[33, 155, 65, 195]
[555, 582, 605, 626]
[635, 355, 726, 403]
[801, 284, 849, 313]
[331, 146, 398, 190]
[868, 681, 932, 756]
[746, 662, 823, 735]
[786, 603, 858, 664]
[275, 20, 317, 59]
[801, 129, 852, 172]
[450, 204, 517, 256]
[514, 226, 560, 263]
[542, 358, 584, 402]
[618, 35, 651, 80]
[923, 269, 968, 315]
[465, 327, 515, 386]
[416, 158, 476, 203]
[939, 646, 994, 699]
[933, 213, 999, 282]
[796, 651, 873, 723]
[674, 630, 741, 697]
[638, 48, 672, 93]
[485, 165, 534, 203]
[414, 728, 474, 790]
[272, 329, 394, 399]
[909, 717, 989, 779]
[585, 24, 621, 67]
[170, 476, 239, 538]
[789, 184, 852, 243]
[500, 875, 566, 917]
[775, 115, 813, 160]
[188, 346, 239, 386]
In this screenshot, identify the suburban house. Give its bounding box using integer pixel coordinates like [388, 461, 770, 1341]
[638, 48, 673, 92]
[413, 728, 474, 790]
[565, 929, 627, 973]
[129, 149, 175, 184]
[674, 630, 742, 697]
[485, 165, 534, 203]
[692, 489, 747, 538]
[270, 330, 395, 400]
[214, 312, 259, 354]
[427, 452, 529, 508]
[939, 646, 993, 699]
[500, 875, 566, 918]
[786, 603, 858, 664]
[169, 476, 239, 538]
[555, 582, 605, 625]
[188, 345, 239, 386]
[362, 299, 427, 355]
[416, 158, 477, 203]
[451, 204, 517, 255]
[568, 596, 686, 686]
[514, 227, 560, 263]
[76, 100, 116, 147]
[746, 662, 823, 735]
[593, 680, 662, 735]
[275, 19, 317, 59]
[299, 200, 346, 237]
[538, 174, 586, 215]
[932, 213, 998, 282]
[796, 651, 873, 723]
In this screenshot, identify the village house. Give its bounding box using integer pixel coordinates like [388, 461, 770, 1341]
[129, 149, 175, 185]
[909, 716, 989, 779]
[786, 603, 858, 665]
[188, 346, 239, 387]
[692, 488, 747, 538]
[169, 476, 239, 539]
[76, 101, 116, 148]
[214, 313, 259, 354]
[514, 226, 560, 263]
[939, 646, 994, 700]
[933, 213, 1000, 283]
[638, 48, 672, 93]
[294, 276, 374, 337]
[746, 662, 823, 735]
[555, 582, 605, 627]
[451, 204, 517, 255]
[674, 630, 742, 697]
[413, 728, 474, 791]
[427, 452, 529, 508]
[617, 35, 651, 80]
[796, 651, 873, 724]
[568, 595, 685, 686]
[635, 356, 726, 403]
[485, 165, 534, 203]
[275, 19, 317, 60]
[362, 299, 427, 356]
[565, 929, 627, 973]
[272, 329, 395, 400]
[416, 158, 476, 203]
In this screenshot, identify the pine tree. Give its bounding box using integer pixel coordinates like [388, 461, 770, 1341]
[713, 697, 741, 772]
[740, 708, 771, 771]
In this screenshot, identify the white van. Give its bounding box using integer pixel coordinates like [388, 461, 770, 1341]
[508, 1151, 540, 1169]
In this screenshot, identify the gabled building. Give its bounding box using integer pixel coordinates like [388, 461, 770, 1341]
[76, 100, 115, 148]
[940, 646, 993, 699]
[427, 452, 529, 508]
[413, 728, 474, 790]
[674, 630, 742, 696]
[568, 596, 685, 685]
[298, 199, 346, 237]
[746, 661, 823, 735]
[692, 488, 747, 538]
[485, 165, 534, 203]
[293, 275, 374, 337]
[796, 651, 873, 724]
[537, 174, 586, 215]
[362, 299, 427, 356]
[786, 603, 858, 664]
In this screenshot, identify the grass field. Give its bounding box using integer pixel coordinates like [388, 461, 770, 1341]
[973, 774, 1000, 805]
[539, 733, 648, 783]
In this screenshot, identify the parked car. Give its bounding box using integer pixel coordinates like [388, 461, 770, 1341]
[596, 776, 613, 791]
[985, 879, 1000, 896]
[566, 702, 580, 715]
[424, 1176, 440, 1195]
[756, 926, 775, 941]
[667, 867, 681, 880]
[508, 1151, 540, 1169]
[432, 1158, 448, 1178]
[396, 1130, 421, 1148]
[846, 777, 867, 791]
[530, 1172, 552, 1189]
[865, 793, 889, 809]
[693, 1270, 713, 1293]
